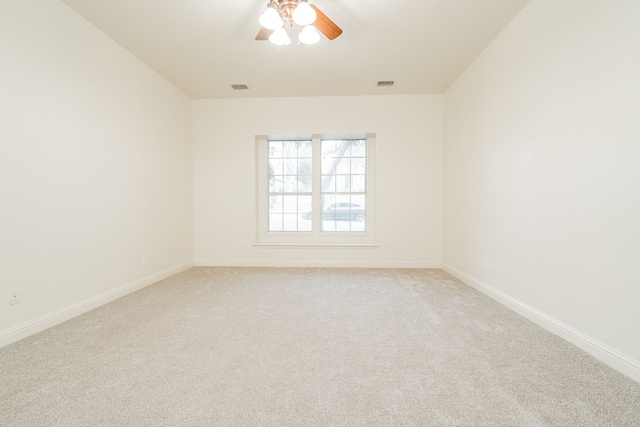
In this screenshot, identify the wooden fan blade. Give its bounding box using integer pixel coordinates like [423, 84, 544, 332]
[256, 27, 273, 41]
[310, 4, 343, 40]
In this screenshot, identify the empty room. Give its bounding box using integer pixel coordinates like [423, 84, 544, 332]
[1, 0, 639, 425]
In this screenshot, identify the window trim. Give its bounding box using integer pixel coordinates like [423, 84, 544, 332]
[256, 133, 376, 245]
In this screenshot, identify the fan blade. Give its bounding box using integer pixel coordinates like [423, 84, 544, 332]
[309, 4, 343, 40]
[256, 27, 273, 41]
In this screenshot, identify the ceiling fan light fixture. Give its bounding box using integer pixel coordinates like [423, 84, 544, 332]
[299, 25, 320, 44]
[292, 0, 317, 26]
[255, 0, 342, 45]
[259, 5, 283, 30]
[269, 27, 291, 46]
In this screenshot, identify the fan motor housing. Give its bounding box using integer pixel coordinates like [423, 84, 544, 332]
[272, 0, 301, 23]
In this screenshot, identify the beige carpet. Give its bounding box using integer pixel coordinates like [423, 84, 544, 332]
[1, 267, 639, 426]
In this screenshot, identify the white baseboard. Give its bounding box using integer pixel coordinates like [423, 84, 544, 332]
[195, 259, 442, 269]
[442, 263, 640, 384]
[0, 261, 194, 349]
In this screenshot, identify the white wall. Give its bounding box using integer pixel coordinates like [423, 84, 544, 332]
[193, 95, 442, 267]
[443, 0, 640, 380]
[0, 0, 194, 346]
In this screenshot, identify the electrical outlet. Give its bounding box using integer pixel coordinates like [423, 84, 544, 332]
[482, 258, 492, 272]
[10, 289, 20, 305]
[142, 255, 148, 265]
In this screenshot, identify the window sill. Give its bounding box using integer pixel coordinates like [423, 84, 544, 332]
[253, 243, 380, 249]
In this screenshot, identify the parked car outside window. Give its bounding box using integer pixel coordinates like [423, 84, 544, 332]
[302, 202, 365, 222]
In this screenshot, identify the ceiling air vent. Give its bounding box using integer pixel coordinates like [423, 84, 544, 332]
[231, 84, 249, 90]
[377, 81, 395, 87]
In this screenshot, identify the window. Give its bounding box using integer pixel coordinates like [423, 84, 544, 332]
[320, 139, 367, 232]
[267, 140, 312, 232]
[256, 134, 375, 246]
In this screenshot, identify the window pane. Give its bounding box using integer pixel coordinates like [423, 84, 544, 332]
[336, 194, 349, 206]
[299, 194, 312, 230]
[351, 140, 366, 156]
[321, 194, 334, 212]
[299, 195, 312, 212]
[352, 175, 365, 192]
[269, 214, 283, 231]
[351, 158, 365, 174]
[321, 159, 333, 175]
[284, 159, 297, 175]
[298, 159, 312, 192]
[269, 195, 283, 213]
[283, 214, 298, 231]
[269, 177, 283, 193]
[352, 194, 365, 207]
[337, 140, 351, 156]
[320, 139, 367, 232]
[269, 141, 283, 158]
[269, 141, 313, 191]
[283, 140, 298, 155]
[336, 175, 350, 192]
[269, 159, 283, 176]
[298, 141, 312, 157]
[298, 157, 312, 172]
[350, 219, 365, 231]
[336, 220, 350, 231]
[298, 175, 312, 192]
[321, 175, 336, 192]
[267, 141, 314, 232]
[283, 176, 297, 192]
[322, 220, 336, 232]
[299, 219, 311, 231]
[322, 140, 336, 157]
[337, 158, 350, 174]
[283, 195, 297, 212]
[320, 195, 366, 232]
[298, 158, 312, 175]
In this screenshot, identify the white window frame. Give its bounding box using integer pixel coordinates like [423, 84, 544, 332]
[256, 133, 376, 247]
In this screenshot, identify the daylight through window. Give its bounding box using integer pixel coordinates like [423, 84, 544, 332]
[268, 140, 312, 232]
[320, 139, 366, 232]
[257, 134, 375, 245]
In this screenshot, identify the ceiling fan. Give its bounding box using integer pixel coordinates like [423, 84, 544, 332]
[256, 0, 343, 46]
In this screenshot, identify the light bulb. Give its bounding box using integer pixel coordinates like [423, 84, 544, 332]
[299, 25, 320, 44]
[259, 6, 283, 30]
[292, 1, 316, 26]
[269, 27, 291, 46]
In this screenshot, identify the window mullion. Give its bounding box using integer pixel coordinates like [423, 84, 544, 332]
[311, 135, 322, 236]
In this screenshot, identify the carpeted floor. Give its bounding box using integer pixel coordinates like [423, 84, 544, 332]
[1, 267, 639, 426]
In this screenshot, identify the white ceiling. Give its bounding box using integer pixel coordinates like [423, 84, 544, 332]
[59, 0, 531, 99]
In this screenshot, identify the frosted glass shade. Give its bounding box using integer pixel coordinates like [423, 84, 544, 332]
[292, 1, 316, 26]
[299, 25, 320, 44]
[269, 27, 291, 46]
[259, 7, 283, 30]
